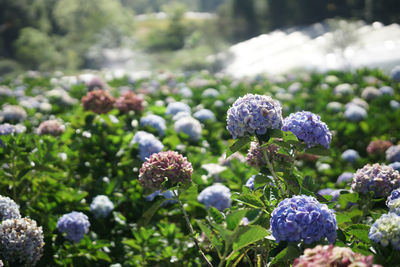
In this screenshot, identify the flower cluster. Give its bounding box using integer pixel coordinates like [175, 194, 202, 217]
[193, 109, 216, 122]
[282, 111, 332, 148]
[369, 212, 400, 249]
[37, 120, 65, 136]
[336, 172, 354, 184]
[90, 195, 114, 218]
[82, 90, 115, 114]
[341, 149, 360, 163]
[344, 104, 367, 122]
[114, 91, 144, 113]
[367, 140, 393, 156]
[0, 105, 27, 122]
[351, 163, 400, 198]
[361, 86, 381, 100]
[226, 94, 283, 139]
[57, 211, 90, 243]
[139, 151, 193, 191]
[174, 116, 202, 141]
[386, 145, 400, 163]
[0, 123, 16, 145]
[293, 245, 378, 267]
[0, 195, 21, 221]
[197, 184, 231, 212]
[165, 102, 191, 116]
[270, 195, 337, 244]
[379, 86, 394, 96]
[391, 66, 400, 82]
[131, 131, 164, 161]
[140, 114, 166, 136]
[0, 218, 44, 266]
[334, 83, 354, 96]
[390, 162, 400, 172]
[202, 88, 220, 98]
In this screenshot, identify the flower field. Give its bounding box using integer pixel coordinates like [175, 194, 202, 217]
[1, 68, 400, 266]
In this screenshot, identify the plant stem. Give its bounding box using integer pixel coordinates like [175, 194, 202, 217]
[173, 190, 213, 267]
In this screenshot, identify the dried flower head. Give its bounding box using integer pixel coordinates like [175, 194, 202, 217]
[82, 90, 115, 114]
[367, 140, 393, 156]
[114, 91, 144, 113]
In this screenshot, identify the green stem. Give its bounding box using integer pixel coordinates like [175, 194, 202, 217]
[173, 190, 213, 267]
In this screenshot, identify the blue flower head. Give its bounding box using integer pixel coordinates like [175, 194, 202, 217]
[391, 66, 400, 82]
[174, 116, 202, 141]
[341, 149, 360, 163]
[386, 145, 400, 163]
[369, 212, 400, 250]
[389, 162, 400, 172]
[140, 115, 166, 136]
[336, 172, 354, 184]
[132, 131, 164, 161]
[165, 102, 191, 116]
[344, 104, 367, 122]
[226, 94, 283, 139]
[90, 195, 114, 218]
[270, 195, 337, 244]
[282, 111, 332, 148]
[193, 109, 216, 122]
[0, 195, 21, 221]
[0, 123, 16, 146]
[245, 175, 256, 190]
[57, 211, 90, 243]
[197, 184, 231, 212]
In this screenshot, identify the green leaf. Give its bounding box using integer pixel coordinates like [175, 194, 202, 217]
[208, 207, 224, 224]
[230, 225, 270, 256]
[336, 213, 352, 224]
[338, 192, 359, 209]
[306, 145, 331, 156]
[226, 209, 248, 230]
[197, 220, 223, 251]
[270, 245, 301, 265]
[227, 136, 251, 157]
[345, 224, 370, 243]
[234, 193, 265, 209]
[138, 199, 164, 226]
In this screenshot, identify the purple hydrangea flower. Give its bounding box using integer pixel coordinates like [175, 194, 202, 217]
[0, 123, 16, 146]
[165, 102, 191, 116]
[226, 94, 283, 139]
[140, 115, 166, 136]
[245, 175, 256, 190]
[369, 212, 400, 249]
[282, 111, 332, 148]
[57, 211, 90, 243]
[132, 131, 164, 161]
[270, 195, 337, 244]
[193, 109, 216, 122]
[386, 145, 400, 163]
[390, 162, 400, 172]
[197, 184, 231, 212]
[336, 172, 354, 184]
[351, 163, 400, 198]
[90, 195, 114, 218]
[341, 149, 360, 163]
[174, 116, 202, 141]
[0, 195, 21, 221]
[318, 188, 334, 196]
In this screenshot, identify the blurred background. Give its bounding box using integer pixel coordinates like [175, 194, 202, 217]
[1, 0, 400, 77]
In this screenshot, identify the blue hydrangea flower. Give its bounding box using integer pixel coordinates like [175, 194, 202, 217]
[391, 100, 400, 110]
[386, 145, 400, 163]
[0, 123, 16, 146]
[202, 88, 220, 98]
[341, 149, 360, 163]
[197, 184, 231, 212]
[336, 172, 354, 184]
[226, 94, 283, 139]
[90, 195, 114, 218]
[165, 102, 191, 116]
[0, 195, 21, 221]
[172, 111, 191, 121]
[318, 188, 334, 196]
[387, 188, 400, 204]
[57, 211, 90, 243]
[379, 86, 394, 96]
[344, 104, 367, 122]
[145, 190, 177, 206]
[270, 195, 337, 244]
[369, 212, 400, 249]
[174, 116, 202, 141]
[132, 131, 164, 161]
[391, 66, 400, 82]
[179, 87, 193, 98]
[193, 109, 216, 122]
[140, 115, 166, 136]
[390, 162, 400, 172]
[245, 175, 256, 190]
[282, 111, 332, 148]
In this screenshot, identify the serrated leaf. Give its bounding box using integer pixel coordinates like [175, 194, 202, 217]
[345, 224, 370, 243]
[226, 209, 248, 230]
[270, 245, 301, 265]
[208, 207, 224, 224]
[227, 136, 251, 157]
[230, 225, 269, 256]
[235, 193, 265, 208]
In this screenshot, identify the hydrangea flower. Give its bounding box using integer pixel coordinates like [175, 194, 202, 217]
[386, 145, 400, 163]
[0, 218, 44, 266]
[86, 76, 107, 91]
[391, 66, 400, 82]
[346, 97, 369, 110]
[193, 109, 216, 122]
[351, 163, 400, 198]
[172, 111, 191, 121]
[81, 90, 115, 114]
[139, 151, 193, 191]
[341, 149, 360, 163]
[293, 245, 379, 267]
[131, 131, 164, 161]
[90, 195, 114, 218]
[282, 111, 332, 148]
[361, 86, 381, 100]
[46, 88, 78, 106]
[326, 102, 342, 112]
[367, 140, 392, 156]
[0, 105, 27, 122]
[379, 86, 394, 96]
[165, 102, 191, 116]
[145, 190, 177, 206]
[57, 211, 90, 243]
[369, 212, 400, 249]
[389, 162, 400, 172]
[0, 195, 21, 221]
[334, 83, 353, 96]
[226, 94, 283, 139]
[270, 195, 337, 244]
[0, 123, 16, 145]
[387, 188, 400, 211]
[174, 116, 202, 141]
[202, 88, 220, 98]
[37, 120, 65, 136]
[179, 87, 193, 98]
[391, 100, 400, 110]
[114, 91, 144, 113]
[344, 104, 367, 122]
[140, 115, 166, 136]
[336, 172, 354, 184]
[197, 184, 231, 211]
[245, 175, 256, 190]
[318, 188, 334, 196]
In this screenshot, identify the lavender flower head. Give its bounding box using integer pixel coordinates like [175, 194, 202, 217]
[386, 145, 400, 163]
[389, 162, 400, 172]
[57, 211, 90, 243]
[369, 212, 400, 249]
[165, 102, 191, 116]
[37, 120, 65, 136]
[131, 131, 164, 161]
[245, 175, 256, 190]
[226, 94, 283, 139]
[336, 172, 354, 184]
[282, 111, 332, 148]
[90, 195, 114, 218]
[341, 149, 360, 163]
[139, 151, 193, 191]
[174, 116, 202, 141]
[140, 115, 166, 136]
[0, 195, 21, 221]
[0, 218, 44, 266]
[293, 245, 379, 267]
[193, 109, 216, 122]
[351, 163, 400, 198]
[0, 123, 16, 145]
[197, 184, 231, 212]
[270, 195, 337, 244]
